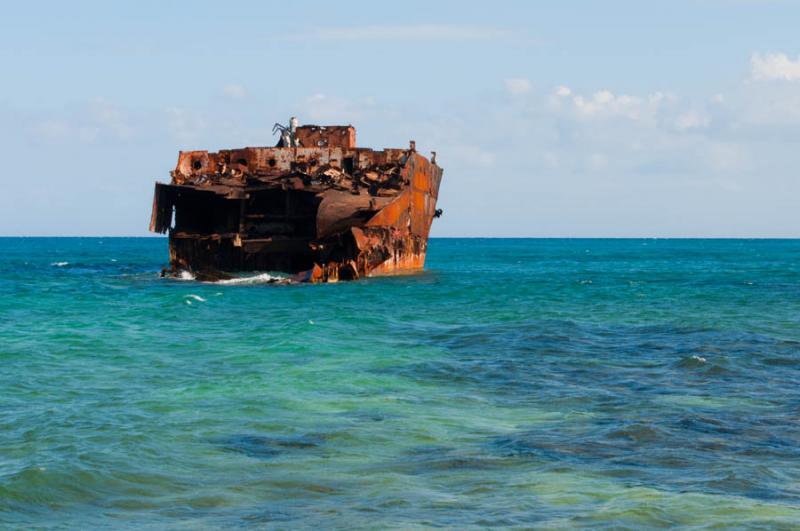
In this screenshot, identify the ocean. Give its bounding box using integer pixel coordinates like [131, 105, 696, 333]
[1, 237, 800, 528]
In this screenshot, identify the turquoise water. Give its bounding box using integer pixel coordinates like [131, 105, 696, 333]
[2, 238, 800, 529]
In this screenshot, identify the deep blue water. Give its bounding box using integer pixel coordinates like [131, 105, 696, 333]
[1, 238, 800, 528]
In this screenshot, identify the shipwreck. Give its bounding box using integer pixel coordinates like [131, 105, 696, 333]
[149, 118, 443, 282]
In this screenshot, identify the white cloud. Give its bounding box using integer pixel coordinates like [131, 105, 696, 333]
[675, 110, 710, 130]
[445, 143, 496, 168]
[505, 78, 533, 95]
[301, 93, 393, 125]
[27, 99, 132, 145]
[223, 84, 247, 100]
[736, 83, 800, 126]
[706, 142, 751, 174]
[166, 107, 206, 144]
[751, 52, 800, 81]
[571, 90, 657, 120]
[588, 152, 609, 171]
[304, 93, 350, 122]
[88, 98, 132, 140]
[30, 120, 71, 143]
[8, 47, 800, 238]
[573, 91, 621, 116]
[294, 24, 512, 41]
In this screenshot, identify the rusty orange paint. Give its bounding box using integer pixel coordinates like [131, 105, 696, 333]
[150, 123, 443, 282]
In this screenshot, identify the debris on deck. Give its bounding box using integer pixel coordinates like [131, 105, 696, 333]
[149, 118, 443, 282]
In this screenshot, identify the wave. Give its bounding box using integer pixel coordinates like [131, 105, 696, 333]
[51, 261, 69, 267]
[171, 269, 291, 285]
[214, 272, 290, 285]
[176, 270, 195, 281]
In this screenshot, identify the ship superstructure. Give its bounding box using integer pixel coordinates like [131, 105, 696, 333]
[149, 119, 443, 282]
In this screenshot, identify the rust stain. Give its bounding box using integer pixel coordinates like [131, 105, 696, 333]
[149, 119, 443, 282]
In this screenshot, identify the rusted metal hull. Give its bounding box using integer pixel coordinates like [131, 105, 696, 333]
[149, 125, 442, 282]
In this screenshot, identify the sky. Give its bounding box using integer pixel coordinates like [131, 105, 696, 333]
[1, 0, 799, 237]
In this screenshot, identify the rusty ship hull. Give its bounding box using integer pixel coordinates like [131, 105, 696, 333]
[149, 123, 443, 282]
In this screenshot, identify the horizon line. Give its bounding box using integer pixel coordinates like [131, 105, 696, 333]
[1, 235, 799, 240]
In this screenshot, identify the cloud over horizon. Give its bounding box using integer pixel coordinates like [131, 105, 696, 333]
[2, 0, 799, 237]
[12, 50, 800, 237]
[751, 52, 800, 81]
[287, 24, 514, 42]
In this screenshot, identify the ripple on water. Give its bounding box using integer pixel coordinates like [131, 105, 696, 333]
[213, 434, 325, 460]
[3, 238, 800, 528]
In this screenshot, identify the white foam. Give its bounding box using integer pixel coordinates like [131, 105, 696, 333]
[51, 261, 69, 267]
[691, 355, 707, 363]
[177, 270, 196, 281]
[214, 272, 288, 285]
[186, 294, 206, 302]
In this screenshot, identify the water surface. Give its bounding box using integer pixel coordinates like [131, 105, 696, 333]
[2, 238, 800, 528]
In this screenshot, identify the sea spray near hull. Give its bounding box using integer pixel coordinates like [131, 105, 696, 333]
[214, 272, 290, 285]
